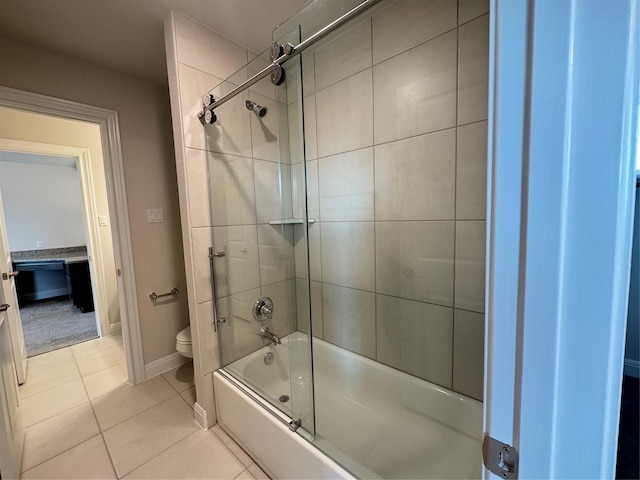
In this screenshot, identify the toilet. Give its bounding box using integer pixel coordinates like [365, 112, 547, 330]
[176, 326, 193, 358]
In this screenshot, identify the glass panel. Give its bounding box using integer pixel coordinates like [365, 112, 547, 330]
[276, 0, 488, 478]
[204, 33, 316, 434]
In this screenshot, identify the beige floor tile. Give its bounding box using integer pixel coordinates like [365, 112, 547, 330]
[72, 334, 123, 357]
[27, 347, 75, 374]
[161, 361, 194, 393]
[20, 435, 117, 479]
[76, 344, 125, 376]
[247, 463, 270, 480]
[21, 379, 89, 427]
[83, 362, 128, 399]
[20, 360, 81, 398]
[103, 395, 199, 477]
[22, 403, 100, 472]
[180, 385, 196, 407]
[235, 469, 257, 480]
[211, 425, 253, 467]
[124, 429, 244, 479]
[91, 375, 177, 431]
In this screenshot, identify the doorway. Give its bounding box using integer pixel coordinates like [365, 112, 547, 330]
[0, 149, 110, 357]
[0, 87, 145, 385]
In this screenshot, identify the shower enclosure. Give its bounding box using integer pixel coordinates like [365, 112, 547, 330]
[201, 0, 488, 477]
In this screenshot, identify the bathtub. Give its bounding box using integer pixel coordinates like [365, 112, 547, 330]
[214, 332, 483, 479]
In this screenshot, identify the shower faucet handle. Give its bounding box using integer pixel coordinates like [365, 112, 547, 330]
[253, 297, 273, 322]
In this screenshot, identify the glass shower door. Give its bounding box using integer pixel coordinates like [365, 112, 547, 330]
[203, 35, 316, 435]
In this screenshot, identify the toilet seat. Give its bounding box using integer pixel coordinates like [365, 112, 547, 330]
[176, 326, 193, 358]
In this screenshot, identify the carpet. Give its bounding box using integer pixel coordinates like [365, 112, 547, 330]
[20, 296, 99, 357]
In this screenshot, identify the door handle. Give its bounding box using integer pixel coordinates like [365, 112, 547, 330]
[1, 271, 19, 280]
[0, 304, 10, 312]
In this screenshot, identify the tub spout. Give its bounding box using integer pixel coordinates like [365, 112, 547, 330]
[257, 326, 281, 346]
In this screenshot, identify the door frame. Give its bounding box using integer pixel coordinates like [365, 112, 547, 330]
[0, 139, 113, 339]
[486, 0, 639, 478]
[0, 86, 145, 384]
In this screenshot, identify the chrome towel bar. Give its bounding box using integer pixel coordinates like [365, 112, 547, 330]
[149, 288, 178, 300]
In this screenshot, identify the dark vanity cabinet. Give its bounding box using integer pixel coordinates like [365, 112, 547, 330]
[64, 261, 94, 313]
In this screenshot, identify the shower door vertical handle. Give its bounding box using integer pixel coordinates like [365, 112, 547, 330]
[208, 247, 226, 332]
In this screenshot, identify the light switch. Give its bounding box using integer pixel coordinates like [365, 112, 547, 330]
[147, 209, 165, 223]
[98, 215, 108, 226]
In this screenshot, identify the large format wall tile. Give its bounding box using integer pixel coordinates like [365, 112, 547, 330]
[291, 160, 319, 221]
[178, 63, 222, 152]
[294, 222, 321, 282]
[262, 279, 297, 336]
[454, 220, 486, 312]
[218, 288, 263, 365]
[314, 17, 372, 91]
[249, 90, 288, 163]
[323, 284, 376, 358]
[458, 14, 489, 125]
[254, 160, 292, 224]
[316, 69, 373, 158]
[185, 148, 212, 227]
[373, 30, 456, 145]
[376, 221, 454, 306]
[372, 0, 457, 64]
[453, 309, 484, 400]
[197, 301, 220, 375]
[319, 147, 374, 222]
[208, 152, 256, 227]
[376, 294, 453, 387]
[257, 224, 295, 287]
[321, 222, 375, 292]
[375, 130, 455, 220]
[211, 225, 260, 298]
[296, 279, 324, 339]
[174, 12, 248, 80]
[192, 227, 215, 303]
[459, 0, 490, 25]
[205, 88, 253, 158]
[456, 121, 488, 220]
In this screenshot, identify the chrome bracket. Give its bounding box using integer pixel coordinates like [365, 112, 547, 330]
[482, 436, 518, 479]
[288, 418, 302, 432]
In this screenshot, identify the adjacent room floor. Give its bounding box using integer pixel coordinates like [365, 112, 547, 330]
[616, 375, 639, 480]
[19, 335, 266, 479]
[20, 296, 98, 357]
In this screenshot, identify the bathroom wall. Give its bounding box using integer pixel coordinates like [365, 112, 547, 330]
[0, 37, 189, 366]
[291, 0, 489, 401]
[0, 155, 86, 251]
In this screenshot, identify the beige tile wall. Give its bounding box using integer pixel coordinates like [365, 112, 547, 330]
[295, 0, 489, 401]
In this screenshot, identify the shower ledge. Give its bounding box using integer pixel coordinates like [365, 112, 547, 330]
[268, 218, 315, 225]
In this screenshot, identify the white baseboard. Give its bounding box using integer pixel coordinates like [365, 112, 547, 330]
[194, 402, 208, 430]
[624, 359, 640, 378]
[145, 352, 188, 378]
[109, 322, 122, 335]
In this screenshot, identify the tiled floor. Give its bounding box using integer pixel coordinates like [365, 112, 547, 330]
[19, 336, 267, 479]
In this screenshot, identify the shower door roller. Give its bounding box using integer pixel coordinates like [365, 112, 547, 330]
[252, 297, 273, 321]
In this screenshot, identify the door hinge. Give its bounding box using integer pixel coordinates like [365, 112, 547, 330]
[483, 436, 518, 479]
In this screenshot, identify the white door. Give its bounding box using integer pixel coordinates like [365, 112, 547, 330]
[0, 188, 27, 384]
[0, 289, 23, 479]
[486, 0, 638, 478]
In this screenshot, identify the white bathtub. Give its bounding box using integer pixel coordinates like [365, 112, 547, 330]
[215, 332, 483, 479]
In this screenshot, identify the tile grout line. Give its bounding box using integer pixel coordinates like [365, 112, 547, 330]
[70, 344, 121, 479]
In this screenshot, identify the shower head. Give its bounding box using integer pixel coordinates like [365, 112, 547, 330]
[245, 100, 267, 118]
